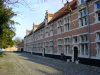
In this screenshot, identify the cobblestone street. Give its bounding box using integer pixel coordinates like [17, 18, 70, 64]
[0, 52, 100, 75]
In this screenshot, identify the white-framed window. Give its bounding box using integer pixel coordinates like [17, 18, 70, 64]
[73, 36, 78, 44]
[58, 39, 63, 45]
[64, 16, 70, 32]
[96, 1, 100, 21]
[45, 41, 49, 53]
[80, 34, 88, 43]
[79, 8, 88, 27]
[57, 39, 63, 54]
[64, 38, 70, 55]
[97, 43, 100, 56]
[80, 34, 89, 57]
[96, 32, 100, 57]
[50, 24, 54, 36]
[97, 32, 100, 41]
[45, 27, 48, 37]
[57, 20, 63, 34]
[80, 44, 88, 56]
[49, 40, 54, 53]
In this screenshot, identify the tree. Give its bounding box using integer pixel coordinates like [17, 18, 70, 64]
[0, 1, 18, 48]
[14, 37, 23, 46]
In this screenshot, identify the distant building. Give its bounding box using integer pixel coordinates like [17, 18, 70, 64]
[24, 0, 100, 65]
[17, 41, 24, 52]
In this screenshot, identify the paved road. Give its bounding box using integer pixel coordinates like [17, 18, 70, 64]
[0, 52, 100, 75]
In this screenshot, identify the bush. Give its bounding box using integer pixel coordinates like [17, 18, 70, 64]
[0, 52, 3, 57]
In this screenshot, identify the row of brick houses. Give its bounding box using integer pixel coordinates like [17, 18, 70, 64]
[24, 0, 100, 65]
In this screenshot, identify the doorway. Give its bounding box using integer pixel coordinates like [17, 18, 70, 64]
[21, 48, 23, 52]
[74, 47, 78, 62]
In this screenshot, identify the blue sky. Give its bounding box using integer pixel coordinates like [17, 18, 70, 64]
[12, 0, 72, 39]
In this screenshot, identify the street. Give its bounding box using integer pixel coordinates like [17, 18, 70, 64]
[0, 52, 100, 75]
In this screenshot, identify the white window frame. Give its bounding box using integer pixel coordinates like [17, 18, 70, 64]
[57, 38, 63, 54]
[57, 19, 63, 34]
[50, 24, 54, 36]
[79, 7, 88, 27]
[73, 36, 78, 44]
[64, 37, 70, 55]
[64, 16, 70, 32]
[49, 40, 54, 54]
[96, 32, 100, 57]
[79, 34, 89, 57]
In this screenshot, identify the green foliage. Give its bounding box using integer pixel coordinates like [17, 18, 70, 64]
[0, 1, 18, 48]
[14, 37, 23, 45]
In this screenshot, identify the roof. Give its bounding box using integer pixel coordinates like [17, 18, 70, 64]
[48, 14, 54, 17]
[26, 0, 77, 33]
[34, 21, 45, 32]
[24, 30, 32, 38]
[17, 41, 24, 47]
[48, 0, 77, 24]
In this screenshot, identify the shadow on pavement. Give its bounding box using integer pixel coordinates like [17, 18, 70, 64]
[13, 51, 100, 75]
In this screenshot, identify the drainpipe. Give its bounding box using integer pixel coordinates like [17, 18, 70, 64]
[86, 1, 91, 58]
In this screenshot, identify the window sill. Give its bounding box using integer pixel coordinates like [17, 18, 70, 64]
[79, 25, 88, 29]
[80, 42, 89, 43]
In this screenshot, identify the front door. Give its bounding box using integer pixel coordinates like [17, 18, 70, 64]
[74, 47, 78, 61]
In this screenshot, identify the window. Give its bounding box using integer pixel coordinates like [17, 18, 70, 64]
[45, 27, 48, 37]
[96, 2, 100, 21]
[81, 44, 88, 56]
[58, 39, 63, 54]
[97, 43, 100, 56]
[45, 41, 49, 53]
[81, 0, 85, 4]
[73, 36, 78, 44]
[64, 17, 70, 32]
[80, 34, 88, 43]
[64, 38, 70, 55]
[80, 34, 89, 56]
[78, 0, 85, 5]
[97, 13, 100, 21]
[57, 20, 63, 34]
[79, 8, 88, 26]
[50, 24, 54, 36]
[96, 32, 100, 56]
[49, 41, 54, 53]
[58, 39, 63, 45]
[97, 2, 100, 10]
[97, 32, 100, 41]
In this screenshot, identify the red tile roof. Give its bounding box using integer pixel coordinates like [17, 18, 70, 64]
[34, 21, 45, 32]
[34, 0, 77, 32]
[48, 0, 77, 24]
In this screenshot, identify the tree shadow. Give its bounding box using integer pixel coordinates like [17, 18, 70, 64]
[13, 52, 100, 75]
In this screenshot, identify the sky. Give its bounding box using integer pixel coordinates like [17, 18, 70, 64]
[12, 0, 72, 39]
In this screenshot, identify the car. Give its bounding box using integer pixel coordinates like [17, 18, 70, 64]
[0, 48, 4, 52]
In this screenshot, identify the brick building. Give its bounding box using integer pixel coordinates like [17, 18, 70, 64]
[24, 0, 100, 65]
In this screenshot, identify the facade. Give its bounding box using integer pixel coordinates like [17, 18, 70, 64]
[17, 41, 24, 52]
[24, 0, 100, 65]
